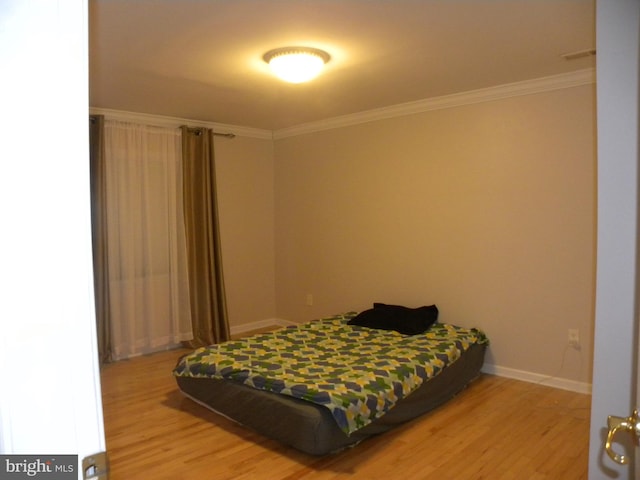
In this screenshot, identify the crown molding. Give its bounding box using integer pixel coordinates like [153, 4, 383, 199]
[91, 68, 594, 141]
[89, 107, 273, 140]
[273, 68, 596, 140]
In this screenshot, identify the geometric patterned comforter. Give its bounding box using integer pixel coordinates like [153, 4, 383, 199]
[173, 312, 489, 435]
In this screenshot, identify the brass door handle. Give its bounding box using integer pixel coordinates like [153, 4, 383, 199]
[605, 409, 640, 464]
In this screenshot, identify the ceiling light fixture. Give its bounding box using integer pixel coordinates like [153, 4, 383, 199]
[263, 47, 330, 84]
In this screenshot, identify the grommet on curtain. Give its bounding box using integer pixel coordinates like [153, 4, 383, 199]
[181, 126, 204, 136]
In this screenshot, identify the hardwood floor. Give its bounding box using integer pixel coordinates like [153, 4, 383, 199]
[101, 347, 590, 479]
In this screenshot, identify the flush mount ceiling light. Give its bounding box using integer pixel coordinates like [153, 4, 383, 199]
[263, 47, 330, 84]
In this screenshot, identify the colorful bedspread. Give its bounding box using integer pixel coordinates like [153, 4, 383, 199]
[173, 313, 488, 435]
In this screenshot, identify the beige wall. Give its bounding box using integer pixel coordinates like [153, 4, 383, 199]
[273, 85, 596, 384]
[215, 136, 277, 327]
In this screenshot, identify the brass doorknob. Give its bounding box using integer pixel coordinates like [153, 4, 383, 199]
[605, 409, 640, 464]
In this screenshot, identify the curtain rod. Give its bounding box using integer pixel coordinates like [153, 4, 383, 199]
[213, 132, 236, 139]
[183, 125, 236, 139]
[90, 117, 237, 139]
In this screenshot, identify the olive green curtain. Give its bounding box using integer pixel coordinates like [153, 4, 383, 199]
[89, 115, 112, 364]
[181, 126, 230, 346]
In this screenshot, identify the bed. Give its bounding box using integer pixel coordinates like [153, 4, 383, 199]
[173, 307, 488, 455]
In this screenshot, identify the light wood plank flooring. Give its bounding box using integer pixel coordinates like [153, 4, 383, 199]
[101, 347, 590, 479]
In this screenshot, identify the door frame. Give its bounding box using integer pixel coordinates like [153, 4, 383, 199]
[588, 0, 640, 478]
[0, 0, 106, 469]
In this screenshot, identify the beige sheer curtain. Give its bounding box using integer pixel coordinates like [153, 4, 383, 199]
[89, 115, 112, 364]
[181, 126, 230, 346]
[104, 121, 193, 359]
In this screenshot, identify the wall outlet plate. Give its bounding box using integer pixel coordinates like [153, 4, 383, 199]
[568, 329, 580, 348]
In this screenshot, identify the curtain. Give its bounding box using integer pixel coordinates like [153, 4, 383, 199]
[89, 115, 112, 365]
[104, 121, 193, 359]
[181, 127, 230, 346]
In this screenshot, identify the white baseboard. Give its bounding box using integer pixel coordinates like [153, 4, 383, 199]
[482, 363, 592, 395]
[230, 318, 296, 335]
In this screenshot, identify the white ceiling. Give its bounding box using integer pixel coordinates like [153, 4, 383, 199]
[89, 0, 596, 131]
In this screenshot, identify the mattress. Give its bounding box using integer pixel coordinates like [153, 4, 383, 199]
[174, 312, 488, 455]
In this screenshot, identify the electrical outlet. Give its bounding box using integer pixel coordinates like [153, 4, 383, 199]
[568, 329, 580, 349]
[306, 293, 313, 306]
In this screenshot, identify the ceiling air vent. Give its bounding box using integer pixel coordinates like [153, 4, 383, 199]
[561, 48, 596, 61]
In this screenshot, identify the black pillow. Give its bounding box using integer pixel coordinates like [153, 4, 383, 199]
[348, 303, 438, 335]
